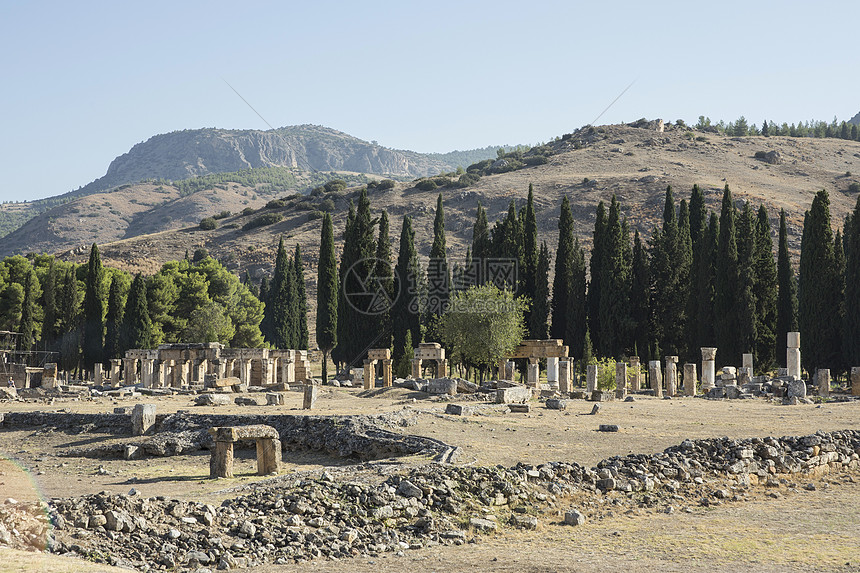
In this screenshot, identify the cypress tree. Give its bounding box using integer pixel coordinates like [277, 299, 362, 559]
[715, 185, 741, 365]
[598, 195, 632, 358]
[122, 274, 153, 352]
[342, 189, 378, 363]
[587, 201, 607, 352]
[798, 190, 842, 371]
[471, 202, 490, 279]
[522, 184, 539, 318]
[332, 201, 356, 370]
[696, 213, 719, 350]
[374, 211, 394, 349]
[269, 237, 292, 348]
[650, 186, 689, 357]
[551, 196, 574, 342]
[735, 203, 757, 361]
[528, 241, 550, 339]
[630, 229, 651, 362]
[293, 244, 309, 350]
[18, 270, 36, 352]
[834, 229, 846, 373]
[428, 193, 450, 322]
[41, 259, 59, 354]
[753, 205, 778, 371]
[59, 267, 81, 373]
[677, 199, 694, 362]
[258, 275, 271, 343]
[81, 243, 104, 372]
[566, 237, 588, 361]
[104, 278, 125, 360]
[393, 216, 422, 365]
[284, 250, 299, 349]
[317, 213, 338, 383]
[843, 197, 860, 366]
[689, 185, 707, 259]
[776, 209, 798, 366]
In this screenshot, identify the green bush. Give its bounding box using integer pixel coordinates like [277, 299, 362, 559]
[242, 213, 283, 231]
[850, 182, 860, 193]
[213, 210, 231, 220]
[378, 179, 396, 190]
[524, 155, 548, 166]
[324, 179, 348, 194]
[266, 198, 288, 209]
[241, 207, 256, 216]
[588, 357, 617, 391]
[199, 217, 217, 230]
[308, 210, 324, 220]
[319, 198, 335, 212]
[415, 179, 438, 191]
[457, 173, 481, 188]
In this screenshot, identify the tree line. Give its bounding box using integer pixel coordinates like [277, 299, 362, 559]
[694, 115, 860, 141]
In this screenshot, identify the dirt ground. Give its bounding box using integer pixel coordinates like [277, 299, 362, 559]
[1, 389, 859, 572]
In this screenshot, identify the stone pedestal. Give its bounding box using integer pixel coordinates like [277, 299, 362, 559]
[93, 363, 103, 386]
[303, 384, 318, 409]
[527, 361, 540, 387]
[816, 369, 830, 397]
[156, 361, 167, 387]
[381, 359, 393, 387]
[701, 347, 717, 390]
[664, 356, 678, 397]
[41, 363, 57, 389]
[109, 359, 122, 387]
[547, 357, 559, 390]
[649, 360, 663, 397]
[852, 367, 860, 397]
[363, 359, 374, 390]
[123, 358, 138, 386]
[683, 363, 697, 396]
[586, 364, 598, 394]
[629, 356, 641, 391]
[787, 332, 801, 380]
[742, 353, 753, 372]
[131, 404, 156, 436]
[411, 359, 422, 379]
[615, 362, 628, 400]
[141, 359, 155, 388]
[558, 360, 571, 394]
[738, 366, 752, 386]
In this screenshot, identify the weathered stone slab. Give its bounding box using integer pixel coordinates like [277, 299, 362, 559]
[445, 403, 473, 416]
[545, 398, 569, 410]
[507, 403, 530, 413]
[787, 378, 807, 398]
[234, 396, 261, 406]
[303, 384, 319, 409]
[589, 390, 614, 402]
[211, 377, 241, 388]
[266, 392, 285, 406]
[496, 385, 531, 404]
[428, 378, 457, 395]
[131, 404, 155, 436]
[195, 393, 231, 406]
[598, 424, 619, 432]
[208, 425, 280, 442]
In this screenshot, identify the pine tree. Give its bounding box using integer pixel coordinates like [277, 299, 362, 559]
[798, 190, 842, 370]
[753, 205, 778, 371]
[374, 211, 394, 349]
[59, 267, 81, 373]
[104, 277, 125, 360]
[18, 270, 36, 351]
[316, 212, 338, 383]
[41, 259, 59, 354]
[293, 244, 309, 350]
[551, 196, 574, 342]
[81, 244, 104, 372]
[630, 229, 651, 362]
[428, 193, 450, 323]
[715, 186, 741, 365]
[843, 197, 860, 366]
[393, 216, 422, 366]
[528, 241, 550, 339]
[776, 209, 799, 366]
[122, 274, 153, 352]
[587, 201, 607, 352]
[598, 195, 632, 358]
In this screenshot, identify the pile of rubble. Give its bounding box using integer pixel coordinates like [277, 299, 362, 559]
[1, 429, 855, 571]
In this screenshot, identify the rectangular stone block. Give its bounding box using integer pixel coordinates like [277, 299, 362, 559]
[545, 398, 569, 410]
[589, 390, 614, 402]
[648, 360, 662, 397]
[428, 378, 457, 395]
[212, 376, 241, 388]
[131, 404, 156, 436]
[558, 360, 571, 394]
[615, 362, 627, 400]
[507, 403, 530, 413]
[496, 385, 531, 404]
[266, 392, 285, 406]
[586, 364, 598, 394]
[816, 369, 830, 397]
[303, 384, 318, 409]
[787, 331, 800, 349]
[445, 403, 473, 416]
[683, 363, 697, 396]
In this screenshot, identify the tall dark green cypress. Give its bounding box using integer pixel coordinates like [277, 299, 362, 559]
[776, 209, 798, 366]
[843, 197, 860, 366]
[82, 244, 104, 372]
[650, 187, 688, 357]
[798, 190, 842, 371]
[735, 203, 757, 361]
[587, 201, 607, 352]
[522, 184, 539, 321]
[471, 202, 490, 277]
[598, 195, 632, 358]
[332, 201, 356, 370]
[551, 196, 574, 342]
[528, 241, 550, 339]
[753, 205, 778, 371]
[59, 267, 81, 373]
[18, 270, 36, 352]
[104, 277, 125, 360]
[677, 199, 694, 362]
[374, 211, 394, 349]
[258, 276, 271, 343]
[715, 185, 741, 365]
[630, 229, 651, 362]
[269, 237, 292, 348]
[41, 259, 59, 354]
[293, 244, 309, 350]
[428, 193, 449, 322]
[393, 216, 422, 364]
[316, 213, 338, 382]
[341, 189, 378, 363]
[696, 213, 719, 350]
[122, 274, 153, 352]
[566, 237, 588, 360]
[833, 229, 846, 373]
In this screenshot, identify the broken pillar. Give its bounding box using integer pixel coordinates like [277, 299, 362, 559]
[558, 359, 571, 394]
[586, 364, 598, 394]
[411, 358, 422, 379]
[664, 356, 678, 396]
[363, 359, 375, 390]
[787, 332, 801, 380]
[131, 404, 156, 436]
[303, 383, 318, 409]
[628, 356, 641, 391]
[123, 358, 138, 386]
[141, 358, 155, 388]
[701, 347, 717, 390]
[615, 362, 628, 400]
[816, 368, 830, 397]
[41, 363, 58, 389]
[853, 367, 860, 397]
[547, 357, 559, 390]
[742, 353, 754, 373]
[527, 360, 540, 387]
[93, 363, 103, 386]
[109, 359, 121, 387]
[649, 360, 663, 397]
[683, 363, 697, 396]
[155, 361, 167, 388]
[381, 358, 393, 387]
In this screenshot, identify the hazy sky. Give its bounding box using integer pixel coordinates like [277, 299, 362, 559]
[1, 0, 857, 202]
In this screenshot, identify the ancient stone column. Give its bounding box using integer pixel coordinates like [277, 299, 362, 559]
[558, 359, 571, 394]
[742, 353, 754, 373]
[256, 438, 281, 475]
[683, 363, 697, 396]
[411, 359, 422, 379]
[586, 364, 598, 394]
[280, 357, 295, 385]
[239, 359, 252, 385]
[615, 362, 628, 400]
[123, 358, 137, 386]
[438, 359, 448, 378]
[155, 361, 166, 387]
[131, 404, 156, 436]
[852, 367, 860, 397]
[527, 360, 540, 387]
[547, 357, 559, 390]
[649, 360, 663, 397]
[816, 369, 830, 397]
[179, 360, 191, 386]
[141, 359, 155, 388]
[109, 359, 122, 387]
[93, 363, 103, 386]
[382, 359, 393, 387]
[168, 360, 180, 388]
[787, 332, 801, 380]
[210, 441, 234, 478]
[363, 359, 374, 390]
[701, 348, 717, 390]
[260, 358, 272, 386]
[628, 356, 641, 391]
[303, 383, 318, 409]
[664, 356, 678, 397]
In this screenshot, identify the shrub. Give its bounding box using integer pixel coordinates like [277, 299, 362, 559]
[433, 177, 453, 188]
[754, 150, 767, 159]
[295, 200, 314, 211]
[308, 210, 324, 221]
[319, 198, 336, 212]
[324, 179, 348, 194]
[588, 357, 617, 391]
[457, 173, 481, 188]
[213, 210, 231, 220]
[415, 179, 438, 191]
[199, 217, 217, 230]
[523, 155, 548, 166]
[849, 182, 860, 193]
[242, 212, 283, 231]
[266, 198, 288, 209]
[241, 207, 256, 216]
[378, 179, 396, 190]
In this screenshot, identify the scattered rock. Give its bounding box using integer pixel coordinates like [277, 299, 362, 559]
[598, 424, 619, 432]
[564, 510, 586, 526]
